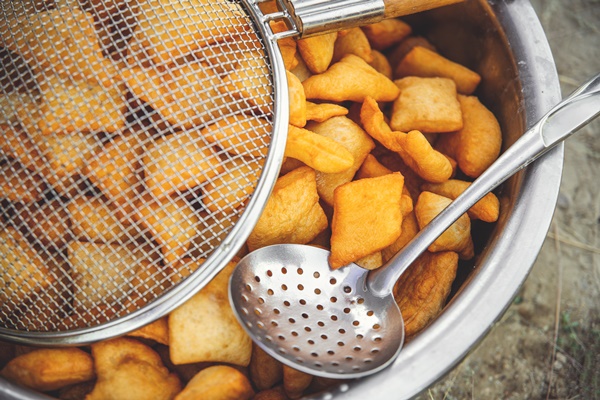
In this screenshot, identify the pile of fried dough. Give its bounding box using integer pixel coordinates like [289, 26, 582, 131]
[0, 0, 503, 398]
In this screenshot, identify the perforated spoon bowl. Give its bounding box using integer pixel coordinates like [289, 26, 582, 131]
[229, 73, 600, 379]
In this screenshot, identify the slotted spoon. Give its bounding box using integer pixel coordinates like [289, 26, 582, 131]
[230, 72, 600, 379]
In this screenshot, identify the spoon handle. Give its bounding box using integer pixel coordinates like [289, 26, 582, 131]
[367, 73, 600, 297]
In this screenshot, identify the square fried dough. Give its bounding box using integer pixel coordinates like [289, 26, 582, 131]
[390, 77, 462, 133]
[330, 173, 404, 269]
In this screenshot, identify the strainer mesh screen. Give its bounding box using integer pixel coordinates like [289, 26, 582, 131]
[0, 0, 274, 333]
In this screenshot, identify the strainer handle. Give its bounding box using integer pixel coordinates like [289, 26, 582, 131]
[367, 73, 600, 297]
[280, 0, 464, 37]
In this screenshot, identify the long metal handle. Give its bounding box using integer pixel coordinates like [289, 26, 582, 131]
[279, 0, 464, 37]
[367, 73, 600, 297]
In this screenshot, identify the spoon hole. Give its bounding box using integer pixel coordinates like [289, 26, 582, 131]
[291, 331, 298, 337]
[245, 284, 252, 292]
[273, 308, 281, 315]
[271, 321, 278, 327]
[373, 323, 381, 330]
[254, 276, 260, 282]
[311, 352, 318, 357]
[278, 335, 285, 341]
[258, 297, 264, 304]
[314, 288, 321, 295]
[278, 349, 286, 355]
[293, 346, 300, 352]
[241, 295, 248, 303]
[288, 318, 295, 323]
[330, 297, 337, 303]
[365, 359, 373, 364]
[371, 349, 380, 354]
[284, 300, 291, 307]
[353, 346, 361, 352]
[373, 336, 382, 342]
[329, 278, 337, 285]
[337, 341, 344, 347]
[332, 362, 339, 367]
[297, 284, 304, 291]
[320, 334, 328, 340]
[267, 289, 274, 296]
[304, 326, 312, 332]
[313, 272, 320, 278]
[343, 286, 351, 293]
[357, 298, 365, 304]
[352, 321, 360, 326]
[343, 308, 350, 314]
[339, 328, 345, 334]
[301, 313, 309, 319]
[296, 358, 304, 363]
[317, 321, 325, 327]
[316, 304, 324, 311]
[308, 339, 315, 345]
[281, 267, 287, 274]
[357, 334, 364, 339]
[267, 270, 273, 277]
[297, 268, 304, 275]
[367, 310, 374, 316]
[345, 356, 353, 361]
[327, 350, 335, 355]
[331, 315, 338, 321]
[352, 366, 360, 371]
[281, 284, 288, 291]
[299, 299, 306, 305]
[315, 362, 323, 368]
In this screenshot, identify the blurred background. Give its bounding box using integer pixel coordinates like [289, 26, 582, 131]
[418, 0, 600, 398]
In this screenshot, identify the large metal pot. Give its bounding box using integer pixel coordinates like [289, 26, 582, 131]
[0, 0, 561, 398]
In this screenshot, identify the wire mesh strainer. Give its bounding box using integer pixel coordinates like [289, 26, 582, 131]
[0, 0, 462, 345]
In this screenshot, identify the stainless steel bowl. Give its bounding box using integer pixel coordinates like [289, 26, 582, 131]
[0, 0, 561, 398]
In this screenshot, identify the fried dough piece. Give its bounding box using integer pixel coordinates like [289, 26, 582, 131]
[250, 344, 283, 391]
[132, 0, 248, 64]
[0, 227, 53, 306]
[270, 21, 298, 70]
[0, 348, 94, 392]
[285, 125, 354, 174]
[36, 74, 127, 135]
[123, 61, 237, 129]
[421, 179, 500, 222]
[0, 159, 47, 203]
[303, 55, 400, 103]
[134, 195, 200, 264]
[283, 366, 313, 399]
[128, 317, 169, 345]
[330, 173, 404, 269]
[200, 113, 271, 159]
[87, 338, 181, 400]
[143, 131, 224, 198]
[247, 166, 328, 251]
[12, 198, 72, 249]
[332, 28, 373, 63]
[382, 210, 419, 262]
[175, 366, 254, 400]
[390, 77, 462, 133]
[68, 241, 147, 309]
[435, 95, 502, 178]
[394, 251, 458, 337]
[84, 130, 152, 218]
[395, 46, 481, 95]
[307, 116, 375, 205]
[361, 19, 412, 51]
[169, 261, 253, 366]
[0, 7, 116, 85]
[360, 96, 452, 183]
[368, 49, 393, 79]
[305, 102, 348, 123]
[287, 70, 307, 127]
[297, 32, 337, 74]
[201, 156, 261, 213]
[414, 191, 473, 258]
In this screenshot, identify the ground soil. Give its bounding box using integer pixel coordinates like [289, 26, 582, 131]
[415, 1, 600, 399]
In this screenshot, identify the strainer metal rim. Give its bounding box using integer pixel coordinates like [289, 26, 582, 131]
[0, 0, 291, 346]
